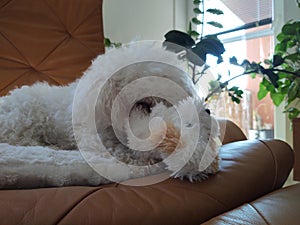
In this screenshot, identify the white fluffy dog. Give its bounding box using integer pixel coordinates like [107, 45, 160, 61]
[0, 42, 220, 188]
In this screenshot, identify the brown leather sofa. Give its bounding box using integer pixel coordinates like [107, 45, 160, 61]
[0, 119, 297, 225]
[203, 183, 300, 225]
[0, 0, 299, 224]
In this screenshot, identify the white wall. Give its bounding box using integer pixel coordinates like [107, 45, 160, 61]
[103, 0, 188, 43]
[273, 0, 300, 145]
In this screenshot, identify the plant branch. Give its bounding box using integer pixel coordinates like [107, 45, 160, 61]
[272, 68, 300, 77]
[205, 70, 257, 101]
[201, 1, 205, 40]
[226, 70, 257, 83]
[191, 64, 197, 84]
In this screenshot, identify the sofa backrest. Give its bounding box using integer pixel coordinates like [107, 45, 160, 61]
[0, 0, 104, 96]
[217, 118, 247, 144]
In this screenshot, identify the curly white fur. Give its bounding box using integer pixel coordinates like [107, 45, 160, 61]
[0, 42, 220, 188]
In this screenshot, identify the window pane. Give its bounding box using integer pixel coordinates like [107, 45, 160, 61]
[207, 35, 274, 139]
[202, 0, 272, 36]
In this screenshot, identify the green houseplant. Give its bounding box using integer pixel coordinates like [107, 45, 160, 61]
[163, 0, 246, 104]
[164, 0, 300, 121]
[228, 7, 300, 121]
[105, 0, 300, 121]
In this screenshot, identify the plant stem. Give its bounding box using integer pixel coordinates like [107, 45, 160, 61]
[205, 70, 257, 101]
[201, 1, 205, 40]
[192, 64, 197, 84]
[272, 68, 300, 77]
[225, 70, 257, 83]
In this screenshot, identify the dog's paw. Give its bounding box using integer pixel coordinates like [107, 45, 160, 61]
[171, 157, 220, 182]
[172, 171, 209, 182]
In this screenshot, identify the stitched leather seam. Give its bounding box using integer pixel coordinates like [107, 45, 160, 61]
[43, 0, 68, 31]
[0, 31, 30, 66]
[74, 37, 99, 56]
[0, 56, 30, 67]
[0, 0, 14, 11]
[259, 140, 278, 190]
[35, 35, 69, 68]
[38, 0, 71, 70]
[36, 71, 60, 85]
[70, 6, 102, 55]
[37, 1, 99, 67]
[72, 6, 99, 34]
[55, 187, 103, 225]
[56, 184, 119, 224]
[0, 69, 61, 95]
[0, 70, 30, 94]
[198, 191, 228, 209]
[249, 203, 270, 225]
[37, 72, 66, 85]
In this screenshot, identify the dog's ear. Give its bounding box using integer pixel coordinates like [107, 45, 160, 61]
[205, 108, 210, 115]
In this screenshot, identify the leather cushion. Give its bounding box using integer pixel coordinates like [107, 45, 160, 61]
[0, 0, 104, 96]
[203, 183, 300, 225]
[0, 139, 294, 225]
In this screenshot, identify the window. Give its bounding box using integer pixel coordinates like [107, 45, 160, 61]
[199, 0, 274, 139]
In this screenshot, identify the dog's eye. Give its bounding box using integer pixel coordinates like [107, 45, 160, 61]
[185, 122, 193, 127]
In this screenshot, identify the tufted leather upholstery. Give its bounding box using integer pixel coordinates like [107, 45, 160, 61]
[0, 0, 104, 96]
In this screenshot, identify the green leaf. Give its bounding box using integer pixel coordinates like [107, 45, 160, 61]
[282, 22, 298, 35]
[258, 83, 268, 100]
[264, 59, 272, 65]
[206, 8, 224, 15]
[288, 81, 299, 101]
[284, 107, 300, 120]
[281, 84, 291, 94]
[230, 95, 241, 104]
[229, 56, 238, 65]
[296, 27, 300, 43]
[232, 97, 241, 104]
[104, 38, 111, 47]
[236, 89, 244, 96]
[285, 53, 300, 62]
[249, 73, 257, 79]
[275, 41, 288, 53]
[193, 8, 203, 14]
[188, 36, 225, 65]
[287, 39, 297, 48]
[276, 32, 286, 42]
[193, 0, 201, 5]
[228, 86, 238, 92]
[228, 87, 243, 104]
[187, 22, 192, 34]
[113, 42, 122, 48]
[263, 69, 279, 88]
[270, 92, 285, 106]
[164, 30, 195, 49]
[190, 30, 200, 38]
[273, 55, 284, 67]
[207, 21, 223, 28]
[192, 17, 202, 25]
[209, 80, 221, 90]
[240, 59, 253, 71]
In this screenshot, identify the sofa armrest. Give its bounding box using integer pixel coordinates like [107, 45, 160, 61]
[203, 183, 300, 225]
[0, 138, 294, 225]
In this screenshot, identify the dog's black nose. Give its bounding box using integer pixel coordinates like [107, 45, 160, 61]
[205, 108, 210, 115]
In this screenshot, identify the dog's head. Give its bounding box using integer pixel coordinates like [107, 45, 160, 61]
[127, 97, 213, 153]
